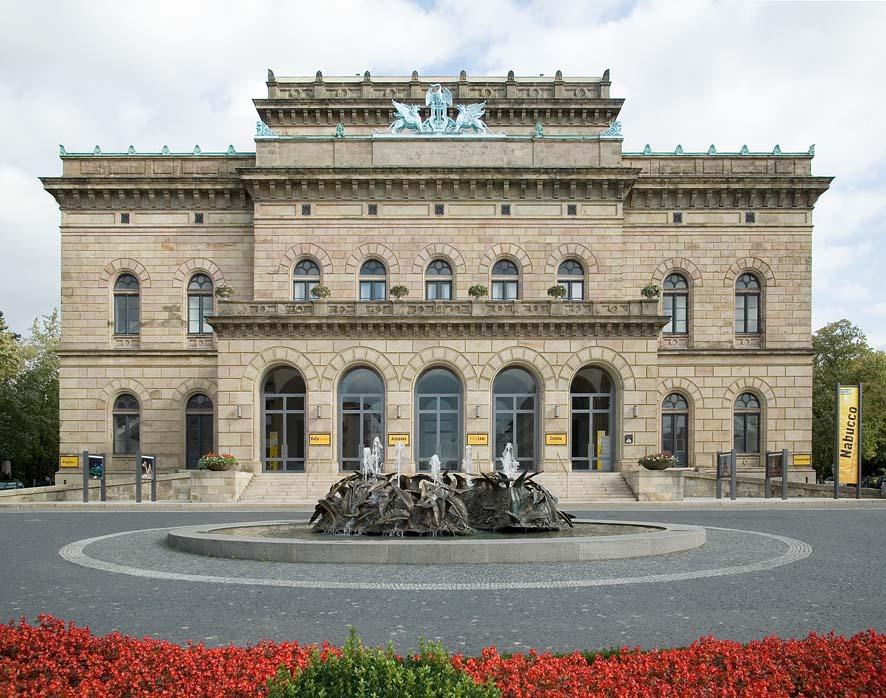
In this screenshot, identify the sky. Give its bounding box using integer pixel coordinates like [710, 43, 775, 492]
[0, 0, 884, 343]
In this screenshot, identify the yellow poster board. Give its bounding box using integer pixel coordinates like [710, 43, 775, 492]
[467, 433, 488, 446]
[545, 433, 567, 446]
[837, 385, 861, 485]
[388, 433, 410, 447]
[59, 455, 80, 469]
[309, 433, 331, 446]
[793, 453, 811, 467]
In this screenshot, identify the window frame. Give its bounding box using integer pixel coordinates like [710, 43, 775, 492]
[556, 258, 585, 301]
[492, 366, 539, 471]
[414, 367, 462, 470]
[186, 273, 214, 335]
[491, 258, 520, 301]
[292, 258, 321, 302]
[661, 392, 689, 466]
[424, 258, 454, 301]
[733, 392, 762, 454]
[185, 393, 214, 469]
[358, 258, 388, 301]
[113, 273, 140, 336]
[338, 366, 386, 471]
[735, 272, 762, 335]
[112, 393, 140, 455]
[662, 272, 689, 335]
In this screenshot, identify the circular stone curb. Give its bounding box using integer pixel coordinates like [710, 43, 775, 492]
[165, 519, 706, 565]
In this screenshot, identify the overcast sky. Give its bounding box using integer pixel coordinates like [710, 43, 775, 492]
[1, 0, 884, 344]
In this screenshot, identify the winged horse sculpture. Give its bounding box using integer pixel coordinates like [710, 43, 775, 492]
[390, 100, 425, 134]
[454, 102, 488, 134]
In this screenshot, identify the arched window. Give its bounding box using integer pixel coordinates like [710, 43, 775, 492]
[359, 259, 387, 301]
[557, 259, 584, 300]
[491, 259, 520, 300]
[570, 366, 615, 471]
[113, 274, 140, 335]
[292, 258, 321, 301]
[185, 394, 213, 469]
[734, 392, 761, 454]
[416, 368, 461, 470]
[262, 367, 306, 472]
[425, 259, 453, 300]
[187, 273, 213, 335]
[339, 367, 385, 471]
[661, 393, 689, 466]
[663, 273, 689, 335]
[113, 393, 140, 454]
[493, 367, 537, 470]
[735, 272, 761, 334]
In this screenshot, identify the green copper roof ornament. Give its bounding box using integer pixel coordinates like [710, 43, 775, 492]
[227, 145, 236, 155]
[193, 145, 202, 155]
[707, 144, 716, 155]
[772, 144, 781, 154]
[599, 120, 622, 138]
[740, 144, 749, 155]
[533, 122, 544, 138]
[127, 145, 135, 155]
[93, 145, 101, 155]
[255, 120, 276, 138]
[161, 145, 170, 156]
[643, 144, 652, 155]
[808, 144, 815, 156]
[334, 123, 345, 138]
[674, 145, 683, 155]
[58, 145, 66, 156]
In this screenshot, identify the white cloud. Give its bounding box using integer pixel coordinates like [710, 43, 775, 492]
[1, 0, 885, 342]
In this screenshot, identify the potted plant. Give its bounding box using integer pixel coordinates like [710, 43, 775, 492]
[547, 284, 567, 300]
[214, 285, 234, 299]
[197, 453, 239, 472]
[640, 283, 662, 300]
[389, 285, 409, 300]
[468, 284, 488, 300]
[310, 284, 331, 300]
[638, 452, 679, 471]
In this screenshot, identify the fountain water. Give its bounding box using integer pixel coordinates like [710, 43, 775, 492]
[393, 443, 404, 479]
[462, 445, 473, 474]
[500, 442, 518, 479]
[429, 454, 442, 483]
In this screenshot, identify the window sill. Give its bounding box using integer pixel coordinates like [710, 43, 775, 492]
[111, 335, 140, 349]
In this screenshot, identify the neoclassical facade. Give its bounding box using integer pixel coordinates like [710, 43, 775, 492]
[42, 70, 831, 495]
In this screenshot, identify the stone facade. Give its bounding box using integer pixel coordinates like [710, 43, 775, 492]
[42, 71, 831, 495]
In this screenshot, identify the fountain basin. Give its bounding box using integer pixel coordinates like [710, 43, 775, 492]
[166, 519, 705, 564]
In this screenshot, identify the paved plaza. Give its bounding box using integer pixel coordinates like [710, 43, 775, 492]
[1, 505, 884, 653]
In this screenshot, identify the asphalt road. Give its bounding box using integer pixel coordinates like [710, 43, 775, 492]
[1, 506, 883, 653]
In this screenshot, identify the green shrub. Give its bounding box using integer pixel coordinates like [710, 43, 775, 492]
[268, 629, 498, 698]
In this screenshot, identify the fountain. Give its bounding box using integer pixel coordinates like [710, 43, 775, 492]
[310, 442, 572, 536]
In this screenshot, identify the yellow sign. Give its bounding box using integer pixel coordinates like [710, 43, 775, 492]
[388, 433, 410, 446]
[308, 433, 331, 446]
[793, 453, 811, 467]
[837, 385, 861, 485]
[59, 455, 80, 469]
[545, 433, 567, 446]
[467, 433, 488, 446]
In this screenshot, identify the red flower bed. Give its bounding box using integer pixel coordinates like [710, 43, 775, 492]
[1, 616, 884, 697]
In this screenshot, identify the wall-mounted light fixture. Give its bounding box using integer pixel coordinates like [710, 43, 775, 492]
[235, 405, 242, 419]
[474, 405, 480, 419]
[396, 405, 402, 419]
[315, 405, 321, 419]
[631, 405, 639, 419]
[554, 405, 560, 418]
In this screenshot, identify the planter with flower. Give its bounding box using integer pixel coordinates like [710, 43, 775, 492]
[310, 284, 331, 300]
[389, 285, 409, 300]
[640, 283, 661, 300]
[638, 452, 679, 471]
[547, 284, 567, 300]
[214, 285, 235, 299]
[197, 453, 239, 472]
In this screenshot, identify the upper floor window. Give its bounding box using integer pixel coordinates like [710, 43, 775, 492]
[359, 259, 387, 301]
[733, 392, 761, 454]
[491, 259, 520, 300]
[735, 272, 761, 334]
[113, 393, 140, 454]
[663, 273, 689, 334]
[187, 273, 213, 335]
[293, 258, 321, 301]
[557, 259, 584, 300]
[113, 274, 140, 335]
[425, 259, 453, 300]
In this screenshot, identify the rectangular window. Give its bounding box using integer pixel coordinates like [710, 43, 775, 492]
[360, 281, 386, 301]
[564, 281, 583, 300]
[194, 212, 204, 224]
[113, 414, 139, 454]
[672, 211, 683, 224]
[115, 295, 139, 335]
[293, 280, 318, 301]
[426, 281, 452, 300]
[492, 280, 518, 300]
[735, 294, 746, 333]
[567, 204, 577, 216]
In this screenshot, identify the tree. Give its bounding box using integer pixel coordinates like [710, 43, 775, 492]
[0, 310, 60, 484]
[0, 311, 22, 383]
[812, 320, 886, 480]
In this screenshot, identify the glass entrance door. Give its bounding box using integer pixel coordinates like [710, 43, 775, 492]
[416, 368, 461, 470]
[570, 367, 615, 471]
[339, 367, 385, 471]
[262, 367, 306, 472]
[493, 367, 538, 470]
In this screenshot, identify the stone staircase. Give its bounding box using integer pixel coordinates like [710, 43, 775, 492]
[236, 470, 637, 505]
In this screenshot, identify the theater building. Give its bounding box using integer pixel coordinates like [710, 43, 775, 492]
[41, 69, 831, 501]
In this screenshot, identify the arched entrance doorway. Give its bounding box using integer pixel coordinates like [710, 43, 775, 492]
[415, 367, 462, 470]
[262, 366, 306, 472]
[570, 366, 615, 471]
[493, 366, 538, 470]
[339, 367, 385, 471]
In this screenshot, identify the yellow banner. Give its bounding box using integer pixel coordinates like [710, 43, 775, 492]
[837, 385, 860, 485]
[388, 433, 410, 446]
[308, 433, 330, 446]
[545, 433, 567, 446]
[467, 433, 488, 446]
[793, 453, 811, 467]
[59, 455, 80, 469]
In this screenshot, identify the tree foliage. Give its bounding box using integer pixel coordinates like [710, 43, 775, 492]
[812, 320, 886, 479]
[0, 309, 60, 484]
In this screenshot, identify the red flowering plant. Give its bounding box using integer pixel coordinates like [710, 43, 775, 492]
[1, 616, 884, 697]
[197, 452, 239, 471]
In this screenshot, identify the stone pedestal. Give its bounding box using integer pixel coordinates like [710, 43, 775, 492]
[623, 468, 685, 501]
[189, 470, 253, 502]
